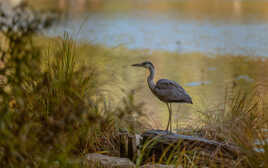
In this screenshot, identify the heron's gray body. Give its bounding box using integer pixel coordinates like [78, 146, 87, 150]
[132, 61, 192, 133]
[144, 62, 192, 104]
[153, 79, 192, 103]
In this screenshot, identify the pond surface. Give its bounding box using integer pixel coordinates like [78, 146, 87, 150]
[43, 0, 268, 129]
[46, 0, 268, 56]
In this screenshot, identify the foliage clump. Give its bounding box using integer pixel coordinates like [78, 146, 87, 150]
[0, 32, 144, 167]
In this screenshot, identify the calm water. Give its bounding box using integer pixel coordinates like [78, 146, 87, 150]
[46, 0, 268, 56]
[44, 0, 268, 129]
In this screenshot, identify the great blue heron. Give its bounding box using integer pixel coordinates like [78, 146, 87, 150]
[132, 61, 193, 133]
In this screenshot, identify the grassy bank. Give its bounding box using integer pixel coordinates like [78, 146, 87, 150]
[0, 32, 267, 167]
[35, 34, 268, 130]
[136, 87, 267, 167]
[0, 33, 146, 167]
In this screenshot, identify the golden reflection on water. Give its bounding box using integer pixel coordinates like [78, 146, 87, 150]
[38, 36, 268, 130]
[97, 47, 268, 129]
[29, 0, 268, 22]
[30, 0, 268, 129]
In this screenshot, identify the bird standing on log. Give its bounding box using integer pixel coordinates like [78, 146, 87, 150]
[132, 61, 193, 133]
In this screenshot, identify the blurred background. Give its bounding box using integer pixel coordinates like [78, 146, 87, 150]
[1, 0, 268, 128]
[7, 0, 267, 128]
[1, 0, 267, 167]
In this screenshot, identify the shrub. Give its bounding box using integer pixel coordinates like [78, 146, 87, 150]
[0, 32, 145, 167]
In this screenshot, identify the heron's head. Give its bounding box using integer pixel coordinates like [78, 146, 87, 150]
[132, 61, 154, 69]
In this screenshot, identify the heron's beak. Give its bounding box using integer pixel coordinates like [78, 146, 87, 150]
[132, 63, 142, 67]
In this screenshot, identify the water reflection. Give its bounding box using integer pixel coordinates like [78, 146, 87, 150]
[46, 0, 268, 22]
[236, 75, 254, 82]
[99, 50, 264, 129]
[208, 67, 217, 71]
[40, 0, 268, 128]
[186, 81, 211, 87]
[46, 0, 268, 56]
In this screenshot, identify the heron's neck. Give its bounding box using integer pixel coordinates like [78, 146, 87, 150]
[147, 67, 155, 90]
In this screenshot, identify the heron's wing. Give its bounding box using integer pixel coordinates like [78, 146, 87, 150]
[156, 79, 185, 92]
[155, 79, 192, 103]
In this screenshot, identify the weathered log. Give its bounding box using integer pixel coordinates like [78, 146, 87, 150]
[140, 130, 241, 166]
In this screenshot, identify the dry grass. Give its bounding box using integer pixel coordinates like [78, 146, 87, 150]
[136, 86, 267, 168]
[1, 31, 267, 167]
[0, 32, 146, 167]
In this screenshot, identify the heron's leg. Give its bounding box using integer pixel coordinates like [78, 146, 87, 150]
[166, 103, 172, 134]
[165, 103, 170, 132]
[169, 103, 173, 133]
